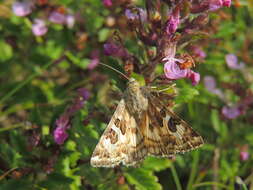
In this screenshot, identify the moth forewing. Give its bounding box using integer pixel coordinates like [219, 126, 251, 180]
[90, 78, 204, 167]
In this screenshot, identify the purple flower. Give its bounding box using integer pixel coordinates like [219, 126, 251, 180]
[77, 88, 90, 101]
[32, 19, 48, 36]
[203, 76, 225, 98]
[88, 50, 100, 70]
[187, 70, 200, 86]
[166, 9, 180, 35]
[53, 115, 70, 145]
[102, 0, 112, 7]
[222, 0, 231, 7]
[208, 0, 223, 11]
[204, 76, 216, 91]
[49, 11, 66, 24]
[240, 151, 249, 161]
[192, 46, 206, 59]
[12, 1, 32, 17]
[225, 54, 245, 70]
[54, 126, 69, 145]
[125, 8, 147, 22]
[163, 56, 200, 85]
[65, 14, 75, 28]
[67, 88, 90, 114]
[164, 57, 188, 79]
[55, 115, 70, 129]
[104, 42, 129, 58]
[222, 105, 241, 119]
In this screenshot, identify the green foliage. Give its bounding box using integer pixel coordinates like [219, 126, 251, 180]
[0, 0, 253, 190]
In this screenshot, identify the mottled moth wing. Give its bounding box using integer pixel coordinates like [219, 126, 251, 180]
[90, 99, 147, 167]
[141, 88, 204, 157]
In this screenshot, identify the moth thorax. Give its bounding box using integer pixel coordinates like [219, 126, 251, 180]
[125, 80, 148, 115]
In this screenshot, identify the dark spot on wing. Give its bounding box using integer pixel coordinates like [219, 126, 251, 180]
[106, 129, 118, 144]
[114, 118, 120, 127]
[160, 108, 166, 118]
[114, 118, 126, 135]
[167, 117, 180, 132]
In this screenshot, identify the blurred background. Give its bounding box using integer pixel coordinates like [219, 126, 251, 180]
[0, 0, 253, 189]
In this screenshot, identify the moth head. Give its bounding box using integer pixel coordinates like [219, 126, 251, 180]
[127, 78, 140, 89]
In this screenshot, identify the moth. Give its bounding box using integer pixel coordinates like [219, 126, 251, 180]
[90, 78, 204, 167]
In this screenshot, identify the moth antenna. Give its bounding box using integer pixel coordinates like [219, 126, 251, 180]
[99, 63, 130, 81]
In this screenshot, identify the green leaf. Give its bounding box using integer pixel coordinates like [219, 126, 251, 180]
[124, 168, 162, 190]
[38, 173, 74, 190]
[0, 40, 13, 61]
[0, 178, 33, 190]
[98, 28, 110, 42]
[143, 157, 171, 172]
[175, 87, 199, 104]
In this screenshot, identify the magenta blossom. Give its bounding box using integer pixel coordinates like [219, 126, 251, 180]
[53, 115, 70, 145]
[192, 46, 206, 59]
[32, 19, 48, 36]
[187, 70, 200, 86]
[225, 54, 245, 70]
[104, 42, 129, 58]
[208, 0, 223, 11]
[53, 88, 89, 145]
[164, 57, 188, 79]
[49, 11, 66, 24]
[88, 50, 100, 70]
[240, 151, 249, 161]
[102, 0, 112, 7]
[12, 1, 32, 17]
[67, 88, 90, 114]
[222, 0, 231, 7]
[222, 105, 241, 119]
[163, 57, 200, 85]
[54, 126, 69, 145]
[166, 9, 180, 35]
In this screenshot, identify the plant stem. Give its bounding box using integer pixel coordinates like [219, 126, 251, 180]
[186, 151, 200, 190]
[170, 163, 182, 190]
[193, 182, 229, 189]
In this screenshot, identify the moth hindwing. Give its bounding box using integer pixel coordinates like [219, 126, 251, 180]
[90, 78, 204, 167]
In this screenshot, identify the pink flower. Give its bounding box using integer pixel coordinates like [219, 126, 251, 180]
[192, 46, 206, 59]
[222, 0, 231, 7]
[240, 151, 249, 161]
[166, 9, 180, 35]
[163, 57, 200, 85]
[187, 70, 200, 86]
[225, 54, 245, 70]
[104, 42, 129, 58]
[222, 105, 241, 119]
[204, 76, 216, 91]
[102, 0, 112, 7]
[88, 50, 100, 70]
[12, 1, 32, 17]
[65, 14, 75, 28]
[53, 115, 70, 145]
[164, 57, 188, 79]
[32, 19, 48, 36]
[203, 76, 225, 98]
[49, 11, 66, 24]
[208, 0, 223, 11]
[54, 126, 69, 145]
